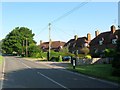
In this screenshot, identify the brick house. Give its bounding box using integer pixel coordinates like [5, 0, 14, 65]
[39, 40, 66, 52]
[90, 25, 120, 56]
[64, 34, 91, 54]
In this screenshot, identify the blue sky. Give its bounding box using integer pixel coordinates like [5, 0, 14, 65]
[1, 2, 118, 45]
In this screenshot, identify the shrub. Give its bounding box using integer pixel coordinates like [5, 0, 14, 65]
[112, 39, 120, 76]
[80, 47, 90, 55]
[58, 55, 62, 62]
[85, 55, 92, 59]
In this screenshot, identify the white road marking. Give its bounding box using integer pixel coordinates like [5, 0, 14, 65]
[59, 69, 119, 86]
[37, 72, 70, 90]
[21, 62, 31, 69]
[37, 62, 119, 87]
[0, 57, 5, 90]
[19, 61, 69, 89]
[18, 60, 31, 69]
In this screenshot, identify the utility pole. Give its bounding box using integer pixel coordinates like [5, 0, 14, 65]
[26, 38, 28, 57]
[48, 23, 51, 61]
[22, 40, 24, 56]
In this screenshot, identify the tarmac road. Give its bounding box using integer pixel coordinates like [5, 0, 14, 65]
[1, 56, 119, 89]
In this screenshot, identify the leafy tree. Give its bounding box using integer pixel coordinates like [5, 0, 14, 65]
[104, 48, 116, 57]
[2, 27, 36, 55]
[112, 39, 120, 76]
[28, 44, 42, 58]
[80, 47, 90, 55]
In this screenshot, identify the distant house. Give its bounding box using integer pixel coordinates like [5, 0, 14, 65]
[90, 25, 120, 56]
[64, 34, 91, 54]
[39, 40, 66, 52]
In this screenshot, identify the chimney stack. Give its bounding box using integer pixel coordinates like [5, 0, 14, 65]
[74, 35, 78, 40]
[95, 30, 99, 37]
[87, 33, 91, 41]
[111, 25, 116, 34]
[40, 40, 42, 45]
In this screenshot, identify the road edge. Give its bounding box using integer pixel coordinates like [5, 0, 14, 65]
[0, 57, 5, 90]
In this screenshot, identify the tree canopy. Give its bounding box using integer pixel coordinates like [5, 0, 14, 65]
[2, 27, 36, 55]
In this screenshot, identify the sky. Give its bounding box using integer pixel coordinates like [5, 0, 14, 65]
[0, 0, 119, 45]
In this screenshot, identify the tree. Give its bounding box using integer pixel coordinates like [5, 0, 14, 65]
[80, 47, 90, 55]
[112, 39, 120, 76]
[28, 44, 42, 57]
[2, 27, 36, 55]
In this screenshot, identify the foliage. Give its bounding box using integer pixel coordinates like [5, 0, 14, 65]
[112, 39, 120, 76]
[80, 47, 90, 55]
[60, 47, 69, 53]
[28, 44, 41, 58]
[68, 64, 120, 83]
[0, 56, 3, 64]
[58, 55, 62, 62]
[104, 48, 116, 57]
[2, 27, 36, 55]
[85, 55, 92, 59]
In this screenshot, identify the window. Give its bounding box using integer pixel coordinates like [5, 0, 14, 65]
[84, 43, 89, 47]
[99, 37, 104, 45]
[112, 39, 117, 44]
[99, 40, 103, 45]
[73, 43, 76, 47]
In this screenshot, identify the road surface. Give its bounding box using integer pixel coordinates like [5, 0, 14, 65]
[0, 56, 119, 89]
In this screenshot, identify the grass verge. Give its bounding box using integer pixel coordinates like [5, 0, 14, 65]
[0, 55, 3, 64]
[67, 64, 120, 83]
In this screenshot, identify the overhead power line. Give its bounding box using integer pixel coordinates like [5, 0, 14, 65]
[51, 2, 89, 24]
[35, 25, 48, 38]
[35, 1, 90, 39]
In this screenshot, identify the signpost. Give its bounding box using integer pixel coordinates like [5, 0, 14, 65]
[73, 59, 76, 69]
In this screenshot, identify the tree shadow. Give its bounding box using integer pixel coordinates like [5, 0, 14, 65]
[3, 68, 66, 89]
[2, 67, 119, 89]
[49, 62, 70, 69]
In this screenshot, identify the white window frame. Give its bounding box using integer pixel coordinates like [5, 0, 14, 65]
[112, 39, 117, 44]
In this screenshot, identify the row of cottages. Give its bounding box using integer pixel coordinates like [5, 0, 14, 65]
[64, 34, 91, 54]
[39, 40, 66, 52]
[39, 25, 120, 56]
[90, 25, 120, 55]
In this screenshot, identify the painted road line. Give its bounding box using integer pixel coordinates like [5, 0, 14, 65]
[18, 60, 31, 69]
[20, 61, 69, 89]
[37, 72, 70, 90]
[37, 62, 119, 87]
[59, 69, 119, 87]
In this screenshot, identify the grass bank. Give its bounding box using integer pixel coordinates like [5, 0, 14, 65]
[0, 55, 3, 64]
[67, 64, 120, 83]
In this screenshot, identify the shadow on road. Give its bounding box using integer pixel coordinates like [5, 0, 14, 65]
[2, 67, 119, 89]
[3, 68, 66, 88]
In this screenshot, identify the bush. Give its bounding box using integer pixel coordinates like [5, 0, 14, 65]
[85, 55, 92, 59]
[50, 56, 59, 62]
[112, 68, 120, 76]
[58, 55, 62, 62]
[112, 39, 120, 76]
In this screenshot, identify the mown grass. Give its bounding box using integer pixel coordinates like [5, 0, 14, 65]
[0, 55, 3, 64]
[67, 64, 120, 83]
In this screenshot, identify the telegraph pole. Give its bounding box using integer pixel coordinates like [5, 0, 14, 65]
[22, 40, 24, 56]
[48, 23, 51, 61]
[26, 38, 28, 57]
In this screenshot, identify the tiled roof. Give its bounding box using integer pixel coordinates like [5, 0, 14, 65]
[64, 37, 88, 48]
[40, 41, 66, 49]
[90, 29, 120, 46]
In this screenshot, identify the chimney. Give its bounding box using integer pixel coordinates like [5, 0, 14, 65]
[74, 35, 78, 40]
[87, 33, 91, 41]
[111, 25, 116, 34]
[40, 40, 42, 45]
[95, 30, 99, 37]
